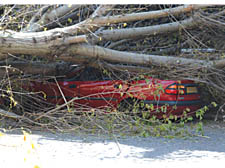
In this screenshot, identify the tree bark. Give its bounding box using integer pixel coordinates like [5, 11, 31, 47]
[0, 61, 72, 76]
[25, 5, 82, 32]
[0, 5, 209, 54]
[24, 5, 51, 31]
[64, 5, 209, 36]
[0, 16, 199, 57]
[89, 17, 197, 43]
[0, 5, 224, 74]
[87, 5, 209, 25]
[69, 44, 213, 67]
[1, 30, 225, 71]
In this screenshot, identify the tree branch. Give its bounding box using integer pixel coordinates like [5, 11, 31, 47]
[97, 61, 154, 73]
[88, 5, 209, 25]
[24, 5, 51, 31]
[62, 5, 209, 36]
[0, 61, 72, 75]
[0, 6, 208, 51]
[69, 44, 213, 68]
[90, 5, 115, 18]
[62, 17, 198, 44]
[0, 30, 224, 70]
[25, 5, 82, 32]
[0, 108, 21, 119]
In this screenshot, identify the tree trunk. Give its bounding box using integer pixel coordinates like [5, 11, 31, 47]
[0, 61, 72, 76]
[69, 44, 213, 68]
[0, 5, 224, 72]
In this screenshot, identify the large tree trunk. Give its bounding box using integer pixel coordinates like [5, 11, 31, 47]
[0, 5, 224, 72]
[69, 44, 211, 67]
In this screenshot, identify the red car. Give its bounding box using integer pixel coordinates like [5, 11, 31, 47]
[27, 67, 201, 119]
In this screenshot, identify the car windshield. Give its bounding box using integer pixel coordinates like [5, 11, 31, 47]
[64, 67, 137, 81]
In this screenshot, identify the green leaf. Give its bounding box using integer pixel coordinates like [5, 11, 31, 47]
[187, 116, 193, 121]
[211, 102, 217, 107]
[68, 18, 73, 23]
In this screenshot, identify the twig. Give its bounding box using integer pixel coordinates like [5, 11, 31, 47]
[0, 108, 21, 119]
[54, 77, 70, 112]
[215, 103, 225, 121]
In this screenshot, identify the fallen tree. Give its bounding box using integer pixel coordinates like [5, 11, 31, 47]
[0, 4, 225, 127]
[0, 5, 224, 70]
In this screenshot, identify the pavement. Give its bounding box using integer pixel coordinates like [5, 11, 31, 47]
[0, 120, 225, 168]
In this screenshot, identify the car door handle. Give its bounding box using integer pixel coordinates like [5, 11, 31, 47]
[69, 84, 77, 88]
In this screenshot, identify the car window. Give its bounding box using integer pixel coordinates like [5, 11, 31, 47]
[72, 67, 110, 81]
[64, 66, 135, 81]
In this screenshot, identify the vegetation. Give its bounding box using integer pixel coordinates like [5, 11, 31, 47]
[0, 4, 224, 137]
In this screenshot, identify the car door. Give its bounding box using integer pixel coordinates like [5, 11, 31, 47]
[57, 79, 81, 107]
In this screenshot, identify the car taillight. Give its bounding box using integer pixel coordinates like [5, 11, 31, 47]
[165, 84, 186, 95]
[165, 83, 199, 95]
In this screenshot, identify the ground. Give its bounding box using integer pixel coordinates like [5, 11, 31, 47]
[0, 120, 225, 168]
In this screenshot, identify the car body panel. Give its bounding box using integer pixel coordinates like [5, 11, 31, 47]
[24, 67, 202, 118]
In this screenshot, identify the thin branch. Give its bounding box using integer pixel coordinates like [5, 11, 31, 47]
[54, 77, 70, 111]
[97, 61, 154, 73]
[25, 5, 51, 30]
[107, 39, 130, 49]
[25, 5, 81, 32]
[90, 5, 115, 18]
[0, 108, 21, 119]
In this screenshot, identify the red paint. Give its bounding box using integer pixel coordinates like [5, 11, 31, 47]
[25, 68, 202, 118]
